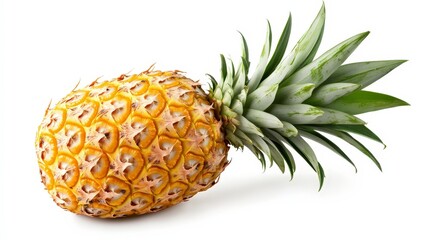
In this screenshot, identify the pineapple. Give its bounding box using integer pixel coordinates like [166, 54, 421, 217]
[35, 4, 407, 218]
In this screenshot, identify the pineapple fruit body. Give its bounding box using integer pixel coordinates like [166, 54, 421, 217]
[36, 70, 228, 218]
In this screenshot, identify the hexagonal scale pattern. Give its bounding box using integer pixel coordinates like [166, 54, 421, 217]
[35, 70, 228, 218]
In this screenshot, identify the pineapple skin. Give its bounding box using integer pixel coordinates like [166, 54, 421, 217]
[35, 70, 229, 218]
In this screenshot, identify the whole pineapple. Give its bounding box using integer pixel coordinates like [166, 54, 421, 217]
[36, 5, 407, 218]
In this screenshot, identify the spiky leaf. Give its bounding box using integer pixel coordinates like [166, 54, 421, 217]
[248, 134, 272, 159]
[307, 107, 365, 125]
[317, 124, 384, 145]
[325, 90, 409, 115]
[284, 31, 369, 87]
[245, 109, 283, 128]
[314, 127, 382, 171]
[305, 83, 360, 105]
[236, 115, 263, 137]
[263, 14, 292, 78]
[276, 83, 315, 104]
[263, 129, 296, 178]
[324, 60, 407, 88]
[298, 126, 357, 172]
[247, 84, 278, 110]
[248, 21, 272, 92]
[275, 121, 298, 138]
[260, 4, 326, 88]
[287, 135, 325, 189]
[269, 104, 324, 124]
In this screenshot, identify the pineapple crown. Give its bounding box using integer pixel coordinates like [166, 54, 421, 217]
[208, 4, 408, 189]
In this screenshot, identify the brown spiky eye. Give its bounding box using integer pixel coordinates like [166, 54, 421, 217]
[92, 120, 119, 153]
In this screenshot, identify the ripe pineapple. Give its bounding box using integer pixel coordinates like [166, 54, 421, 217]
[35, 5, 407, 218]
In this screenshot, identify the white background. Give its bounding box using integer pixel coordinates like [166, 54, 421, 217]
[1, 0, 428, 239]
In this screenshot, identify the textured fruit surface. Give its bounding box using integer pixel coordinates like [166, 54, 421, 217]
[36, 70, 228, 218]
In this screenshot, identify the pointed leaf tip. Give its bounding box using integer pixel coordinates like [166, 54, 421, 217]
[285, 31, 370, 87]
[325, 91, 409, 115]
[260, 4, 326, 88]
[263, 13, 292, 79]
[325, 60, 407, 89]
[220, 54, 227, 80]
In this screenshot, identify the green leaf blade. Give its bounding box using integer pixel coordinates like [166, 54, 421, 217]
[284, 31, 370, 87]
[247, 84, 279, 111]
[305, 83, 360, 105]
[308, 107, 366, 125]
[245, 109, 283, 128]
[315, 127, 383, 171]
[248, 134, 272, 159]
[317, 125, 384, 145]
[325, 90, 409, 115]
[263, 129, 296, 178]
[324, 60, 407, 88]
[248, 21, 272, 92]
[238, 31, 250, 70]
[263, 13, 292, 79]
[269, 104, 324, 124]
[265, 138, 286, 173]
[236, 115, 263, 137]
[275, 121, 298, 138]
[298, 126, 357, 172]
[220, 54, 227, 82]
[276, 83, 316, 104]
[286, 135, 325, 189]
[260, 4, 326, 88]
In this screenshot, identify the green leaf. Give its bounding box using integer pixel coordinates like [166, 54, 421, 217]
[247, 84, 279, 110]
[220, 54, 227, 82]
[245, 109, 283, 128]
[317, 163, 325, 191]
[222, 60, 235, 93]
[286, 134, 325, 189]
[234, 128, 253, 144]
[263, 129, 296, 178]
[284, 31, 369, 87]
[307, 107, 365, 125]
[263, 13, 292, 79]
[248, 134, 272, 159]
[230, 59, 236, 81]
[264, 137, 286, 172]
[206, 74, 218, 90]
[260, 4, 326, 88]
[298, 126, 357, 172]
[298, 24, 325, 68]
[317, 125, 384, 146]
[269, 104, 324, 124]
[221, 105, 237, 119]
[226, 130, 244, 148]
[237, 87, 248, 103]
[221, 86, 233, 106]
[238, 31, 250, 71]
[231, 99, 244, 115]
[275, 121, 298, 137]
[276, 83, 315, 104]
[233, 62, 247, 96]
[248, 21, 272, 92]
[236, 115, 263, 137]
[324, 60, 407, 88]
[314, 127, 382, 171]
[273, 140, 295, 178]
[325, 90, 409, 115]
[305, 83, 360, 105]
